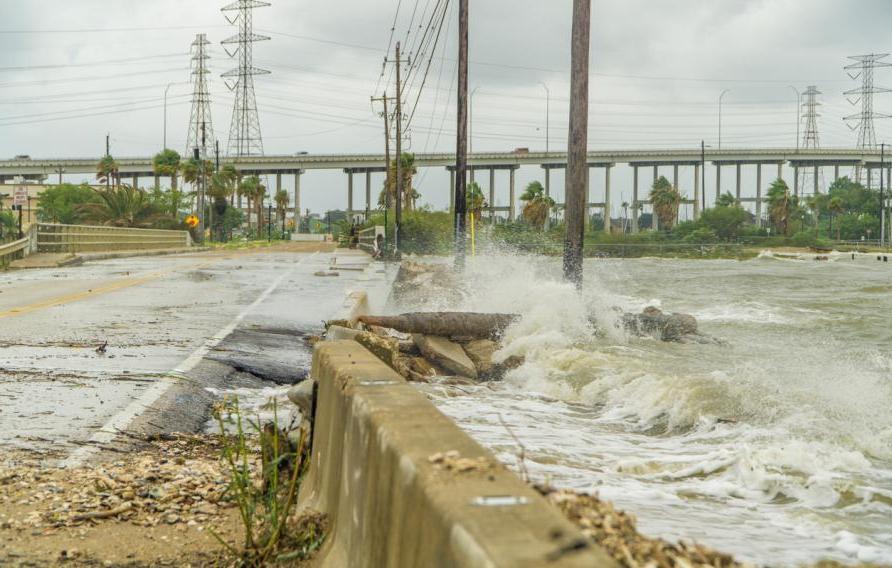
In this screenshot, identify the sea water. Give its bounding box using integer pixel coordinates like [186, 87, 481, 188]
[410, 252, 892, 566]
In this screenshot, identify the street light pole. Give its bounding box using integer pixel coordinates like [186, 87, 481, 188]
[880, 148, 887, 247]
[163, 83, 175, 150]
[469, 86, 480, 156]
[718, 89, 730, 149]
[539, 82, 550, 153]
[789, 85, 801, 152]
[701, 140, 707, 212]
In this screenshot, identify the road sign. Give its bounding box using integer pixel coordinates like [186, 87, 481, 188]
[185, 214, 200, 228]
[13, 187, 27, 207]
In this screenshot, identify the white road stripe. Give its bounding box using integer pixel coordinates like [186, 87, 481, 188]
[60, 252, 318, 468]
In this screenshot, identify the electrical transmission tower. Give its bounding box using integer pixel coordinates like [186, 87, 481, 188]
[844, 54, 892, 187]
[221, 0, 271, 157]
[799, 85, 824, 193]
[186, 34, 215, 159]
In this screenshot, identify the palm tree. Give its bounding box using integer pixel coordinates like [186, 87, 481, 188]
[275, 189, 289, 226]
[152, 149, 181, 192]
[649, 175, 681, 230]
[77, 185, 165, 228]
[380, 153, 419, 211]
[829, 196, 844, 241]
[806, 193, 829, 238]
[519, 181, 555, 231]
[96, 155, 119, 190]
[767, 178, 795, 236]
[715, 191, 738, 208]
[467, 181, 486, 229]
[237, 176, 262, 233]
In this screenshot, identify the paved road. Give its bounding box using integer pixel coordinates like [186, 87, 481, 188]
[0, 244, 384, 463]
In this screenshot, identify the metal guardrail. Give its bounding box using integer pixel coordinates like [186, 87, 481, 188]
[36, 223, 190, 253]
[0, 237, 30, 263]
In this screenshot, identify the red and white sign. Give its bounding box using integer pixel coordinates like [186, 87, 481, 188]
[12, 187, 28, 207]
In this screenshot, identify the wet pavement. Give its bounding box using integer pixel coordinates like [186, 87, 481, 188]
[0, 244, 386, 463]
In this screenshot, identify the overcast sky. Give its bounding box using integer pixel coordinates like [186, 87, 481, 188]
[1, 0, 891, 214]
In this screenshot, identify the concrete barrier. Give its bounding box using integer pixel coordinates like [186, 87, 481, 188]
[36, 223, 190, 253]
[300, 341, 616, 568]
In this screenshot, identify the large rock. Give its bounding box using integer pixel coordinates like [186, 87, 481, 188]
[462, 339, 497, 376]
[413, 335, 478, 379]
[621, 307, 706, 343]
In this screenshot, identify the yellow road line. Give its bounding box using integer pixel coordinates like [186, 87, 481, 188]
[0, 252, 243, 320]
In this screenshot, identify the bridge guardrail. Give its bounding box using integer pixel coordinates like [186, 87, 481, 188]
[356, 225, 384, 255]
[36, 223, 191, 253]
[0, 236, 31, 264]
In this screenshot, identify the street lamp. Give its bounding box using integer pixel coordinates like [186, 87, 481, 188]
[163, 82, 176, 150]
[469, 86, 480, 155]
[701, 140, 713, 211]
[539, 82, 550, 153]
[718, 89, 730, 149]
[789, 85, 801, 152]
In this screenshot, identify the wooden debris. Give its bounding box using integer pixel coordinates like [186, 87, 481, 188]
[358, 312, 518, 339]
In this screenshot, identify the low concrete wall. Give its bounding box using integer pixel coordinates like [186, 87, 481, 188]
[292, 233, 329, 242]
[36, 223, 190, 253]
[300, 341, 616, 568]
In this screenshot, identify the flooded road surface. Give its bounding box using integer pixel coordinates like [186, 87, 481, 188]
[0, 245, 380, 461]
[418, 252, 892, 566]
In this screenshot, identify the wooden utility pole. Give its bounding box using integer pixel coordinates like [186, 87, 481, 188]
[371, 91, 395, 253]
[564, 0, 591, 288]
[454, 0, 469, 268]
[394, 41, 405, 253]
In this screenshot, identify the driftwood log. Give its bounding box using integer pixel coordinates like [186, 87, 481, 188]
[358, 312, 519, 339]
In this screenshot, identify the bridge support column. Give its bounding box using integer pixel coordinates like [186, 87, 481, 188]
[834, 165, 840, 182]
[794, 166, 799, 197]
[715, 164, 721, 204]
[814, 165, 819, 194]
[508, 167, 516, 222]
[347, 171, 354, 219]
[154, 175, 160, 192]
[604, 165, 612, 234]
[735, 163, 741, 201]
[694, 164, 701, 220]
[132, 174, 138, 189]
[489, 168, 495, 219]
[449, 169, 455, 213]
[365, 171, 371, 219]
[632, 165, 639, 234]
[652, 165, 659, 231]
[544, 168, 551, 197]
[673, 164, 679, 190]
[756, 164, 763, 227]
[294, 172, 302, 231]
[777, 163, 782, 184]
[867, 167, 872, 190]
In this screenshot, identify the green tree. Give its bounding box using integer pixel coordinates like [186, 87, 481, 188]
[152, 149, 181, 192]
[715, 191, 738, 208]
[96, 155, 119, 189]
[767, 178, 796, 236]
[828, 196, 844, 240]
[466, 181, 486, 228]
[698, 204, 748, 241]
[519, 181, 555, 231]
[0, 210, 17, 241]
[649, 176, 682, 230]
[380, 153, 419, 211]
[806, 193, 829, 238]
[37, 183, 101, 224]
[77, 185, 168, 228]
[275, 189, 289, 226]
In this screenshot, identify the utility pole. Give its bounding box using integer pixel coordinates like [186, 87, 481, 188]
[454, 0, 469, 268]
[393, 41, 408, 254]
[844, 54, 892, 187]
[564, 0, 591, 287]
[371, 92, 395, 253]
[215, 140, 221, 171]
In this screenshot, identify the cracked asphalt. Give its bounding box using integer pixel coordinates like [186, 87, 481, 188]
[0, 243, 387, 462]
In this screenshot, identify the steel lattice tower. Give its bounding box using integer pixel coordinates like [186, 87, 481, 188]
[844, 54, 892, 186]
[186, 34, 215, 158]
[221, 0, 270, 157]
[799, 85, 823, 193]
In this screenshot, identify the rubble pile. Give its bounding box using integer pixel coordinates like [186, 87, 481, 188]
[0, 434, 241, 532]
[537, 486, 747, 568]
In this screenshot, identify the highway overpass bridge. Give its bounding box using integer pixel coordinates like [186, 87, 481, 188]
[1, 148, 886, 232]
